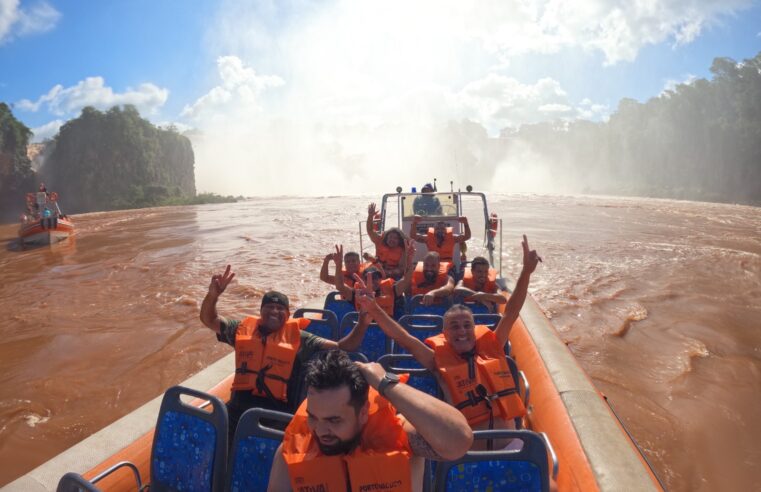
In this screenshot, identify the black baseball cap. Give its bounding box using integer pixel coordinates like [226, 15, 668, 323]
[261, 291, 289, 309]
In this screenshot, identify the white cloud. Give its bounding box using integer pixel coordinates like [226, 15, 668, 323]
[30, 118, 63, 142]
[181, 56, 284, 121]
[16, 77, 169, 116]
[0, 0, 60, 43]
[660, 74, 698, 97]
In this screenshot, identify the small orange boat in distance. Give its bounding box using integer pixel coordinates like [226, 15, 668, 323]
[18, 191, 75, 246]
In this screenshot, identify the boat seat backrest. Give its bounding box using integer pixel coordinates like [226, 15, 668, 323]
[394, 315, 443, 356]
[323, 291, 355, 326]
[226, 408, 292, 492]
[150, 385, 228, 492]
[433, 430, 552, 492]
[407, 295, 452, 317]
[340, 312, 391, 361]
[293, 308, 339, 341]
[377, 354, 442, 399]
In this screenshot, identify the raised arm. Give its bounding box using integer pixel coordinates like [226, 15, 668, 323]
[357, 362, 473, 461]
[332, 245, 354, 300]
[408, 215, 427, 243]
[357, 293, 436, 371]
[199, 265, 235, 335]
[366, 202, 382, 245]
[267, 444, 291, 491]
[494, 235, 541, 348]
[319, 253, 336, 285]
[456, 216, 471, 242]
[422, 276, 455, 306]
[335, 310, 372, 352]
[393, 241, 417, 294]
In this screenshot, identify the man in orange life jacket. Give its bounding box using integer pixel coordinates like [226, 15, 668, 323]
[366, 202, 408, 279]
[333, 243, 415, 319]
[411, 251, 456, 306]
[319, 249, 361, 290]
[200, 265, 371, 441]
[358, 236, 541, 450]
[409, 215, 471, 263]
[267, 350, 473, 492]
[454, 255, 507, 312]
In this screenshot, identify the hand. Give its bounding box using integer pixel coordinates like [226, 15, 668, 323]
[412, 215, 421, 223]
[405, 239, 416, 260]
[353, 273, 380, 314]
[422, 293, 435, 306]
[208, 265, 235, 297]
[332, 244, 344, 267]
[458, 216, 468, 224]
[363, 252, 376, 262]
[522, 235, 542, 274]
[355, 361, 386, 389]
[367, 203, 378, 219]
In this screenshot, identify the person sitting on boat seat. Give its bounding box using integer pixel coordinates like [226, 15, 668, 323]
[320, 247, 362, 292]
[334, 243, 415, 319]
[409, 216, 471, 263]
[410, 251, 456, 306]
[267, 350, 473, 492]
[455, 256, 506, 312]
[366, 202, 408, 279]
[356, 236, 541, 450]
[412, 183, 442, 216]
[200, 265, 372, 442]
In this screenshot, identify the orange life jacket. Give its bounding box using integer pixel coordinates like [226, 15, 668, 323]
[411, 261, 452, 296]
[231, 316, 308, 401]
[354, 278, 395, 316]
[376, 242, 404, 268]
[282, 387, 413, 492]
[425, 325, 525, 426]
[462, 267, 498, 294]
[425, 227, 455, 262]
[341, 269, 359, 288]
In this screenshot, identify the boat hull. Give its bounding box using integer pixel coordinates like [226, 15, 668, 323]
[18, 219, 75, 245]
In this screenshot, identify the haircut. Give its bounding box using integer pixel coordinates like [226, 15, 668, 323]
[443, 303, 474, 320]
[382, 227, 407, 248]
[304, 351, 369, 413]
[471, 256, 490, 269]
[424, 251, 440, 262]
[344, 251, 360, 261]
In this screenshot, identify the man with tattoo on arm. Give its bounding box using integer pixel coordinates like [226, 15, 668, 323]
[267, 350, 473, 491]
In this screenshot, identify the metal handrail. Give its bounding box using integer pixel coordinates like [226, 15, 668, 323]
[539, 432, 559, 480]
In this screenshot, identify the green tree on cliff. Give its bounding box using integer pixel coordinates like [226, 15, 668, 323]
[0, 103, 35, 221]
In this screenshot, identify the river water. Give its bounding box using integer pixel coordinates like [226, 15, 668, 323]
[0, 194, 759, 490]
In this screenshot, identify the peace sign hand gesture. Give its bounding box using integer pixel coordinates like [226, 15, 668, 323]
[353, 272, 379, 314]
[209, 264, 235, 298]
[521, 235, 542, 274]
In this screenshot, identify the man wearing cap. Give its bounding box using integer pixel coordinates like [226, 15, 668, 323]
[412, 183, 442, 216]
[200, 265, 370, 440]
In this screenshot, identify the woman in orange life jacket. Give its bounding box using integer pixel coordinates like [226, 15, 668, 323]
[199, 265, 374, 444]
[356, 236, 542, 450]
[454, 255, 507, 313]
[409, 215, 471, 263]
[320, 249, 362, 291]
[266, 350, 473, 492]
[366, 202, 408, 279]
[411, 251, 456, 307]
[333, 242, 416, 318]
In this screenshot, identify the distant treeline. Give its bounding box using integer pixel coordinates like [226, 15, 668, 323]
[497, 52, 761, 205]
[0, 104, 236, 222]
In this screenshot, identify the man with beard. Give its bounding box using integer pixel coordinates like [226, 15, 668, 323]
[410, 251, 456, 306]
[356, 236, 541, 450]
[267, 350, 473, 491]
[409, 216, 471, 263]
[200, 265, 371, 442]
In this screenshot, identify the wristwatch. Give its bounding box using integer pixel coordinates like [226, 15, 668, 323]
[377, 372, 400, 397]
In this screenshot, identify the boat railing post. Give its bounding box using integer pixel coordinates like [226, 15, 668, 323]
[499, 218, 503, 278]
[358, 221, 364, 257]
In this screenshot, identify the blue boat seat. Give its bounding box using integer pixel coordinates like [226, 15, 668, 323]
[377, 354, 442, 399]
[151, 385, 229, 492]
[293, 308, 339, 341]
[226, 408, 291, 492]
[433, 430, 556, 492]
[340, 312, 391, 362]
[391, 315, 443, 361]
[323, 291, 355, 327]
[407, 295, 452, 317]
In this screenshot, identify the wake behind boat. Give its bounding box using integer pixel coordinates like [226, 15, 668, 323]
[6, 185, 664, 492]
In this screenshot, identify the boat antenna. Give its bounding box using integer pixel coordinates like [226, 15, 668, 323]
[433, 178, 437, 192]
[450, 180, 454, 192]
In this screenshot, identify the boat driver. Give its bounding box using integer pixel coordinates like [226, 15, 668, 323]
[200, 265, 371, 442]
[412, 183, 442, 216]
[356, 236, 541, 450]
[267, 350, 473, 492]
[409, 215, 471, 263]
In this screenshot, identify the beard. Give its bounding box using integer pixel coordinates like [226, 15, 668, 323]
[423, 271, 437, 283]
[315, 431, 362, 456]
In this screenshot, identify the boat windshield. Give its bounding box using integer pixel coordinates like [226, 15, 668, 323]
[400, 193, 458, 218]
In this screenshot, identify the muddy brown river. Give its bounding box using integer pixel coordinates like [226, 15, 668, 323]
[0, 194, 759, 491]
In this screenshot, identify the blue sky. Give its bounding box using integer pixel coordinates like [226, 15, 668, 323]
[1, 0, 760, 194]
